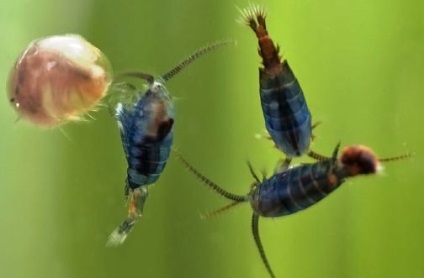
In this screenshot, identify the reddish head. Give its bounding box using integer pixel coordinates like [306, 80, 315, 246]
[340, 145, 381, 177]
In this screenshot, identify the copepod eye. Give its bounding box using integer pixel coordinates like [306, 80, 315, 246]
[7, 34, 113, 128]
[151, 82, 163, 93]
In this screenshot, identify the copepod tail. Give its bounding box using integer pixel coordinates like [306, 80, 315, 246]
[106, 186, 149, 247]
[106, 217, 138, 247]
[161, 40, 235, 82]
[237, 3, 267, 30]
[238, 4, 281, 71]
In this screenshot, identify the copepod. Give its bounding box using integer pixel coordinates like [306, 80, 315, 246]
[7, 34, 113, 127]
[239, 5, 324, 168]
[176, 144, 410, 277]
[107, 40, 233, 246]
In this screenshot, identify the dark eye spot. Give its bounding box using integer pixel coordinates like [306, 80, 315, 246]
[10, 97, 15, 102]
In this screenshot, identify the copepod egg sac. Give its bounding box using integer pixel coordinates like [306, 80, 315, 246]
[7, 34, 113, 127]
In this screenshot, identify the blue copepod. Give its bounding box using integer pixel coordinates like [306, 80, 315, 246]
[8, 34, 112, 127]
[107, 40, 232, 246]
[239, 5, 324, 168]
[176, 145, 410, 277]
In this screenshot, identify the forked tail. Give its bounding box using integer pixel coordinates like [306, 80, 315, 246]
[107, 217, 137, 247]
[238, 4, 281, 72]
[106, 186, 149, 247]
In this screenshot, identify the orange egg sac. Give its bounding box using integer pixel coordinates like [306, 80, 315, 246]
[7, 34, 113, 127]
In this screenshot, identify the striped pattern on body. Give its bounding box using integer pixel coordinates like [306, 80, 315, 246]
[259, 61, 312, 158]
[250, 158, 345, 217]
[117, 84, 175, 189]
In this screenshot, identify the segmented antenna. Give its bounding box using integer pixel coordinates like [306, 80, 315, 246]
[247, 160, 261, 183]
[379, 152, 414, 163]
[331, 142, 341, 160]
[201, 201, 244, 219]
[112, 82, 138, 92]
[161, 40, 235, 82]
[173, 150, 247, 202]
[117, 72, 155, 84]
[252, 213, 275, 278]
[308, 150, 330, 161]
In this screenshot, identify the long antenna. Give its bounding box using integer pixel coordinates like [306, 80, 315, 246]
[247, 160, 261, 183]
[117, 72, 155, 84]
[307, 150, 330, 161]
[379, 153, 414, 162]
[252, 213, 275, 278]
[173, 150, 247, 202]
[161, 40, 235, 82]
[201, 201, 244, 219]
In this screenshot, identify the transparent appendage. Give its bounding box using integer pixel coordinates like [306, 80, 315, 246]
[106, 186, 149, 247]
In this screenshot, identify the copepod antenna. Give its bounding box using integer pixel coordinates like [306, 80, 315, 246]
[161, 40, 235, 82]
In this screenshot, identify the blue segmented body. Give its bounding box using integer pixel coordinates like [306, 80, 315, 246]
[259, 61, 311, 157]
[251, 149, 344, 217]
[107, 40, 233, 246]
[117, 81, 174, 189]
[177, 143, 409, 278]
[241, 5, 312, 159]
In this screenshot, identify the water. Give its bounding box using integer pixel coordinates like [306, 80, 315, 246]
[0, 0, 422, 277]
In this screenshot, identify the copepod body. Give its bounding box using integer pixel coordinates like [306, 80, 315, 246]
[240, 5, 316, 166]
[177, 144, 410, 277]
[107, 40, 233, 246]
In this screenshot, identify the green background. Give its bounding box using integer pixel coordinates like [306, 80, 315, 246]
[0, 0, 422, 277]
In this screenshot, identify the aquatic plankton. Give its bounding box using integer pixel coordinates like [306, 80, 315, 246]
[7, 34, 113, 127]
[239, 5, 324, 169]
[107, 40, 233, 246]
[177, 145, 410, 278]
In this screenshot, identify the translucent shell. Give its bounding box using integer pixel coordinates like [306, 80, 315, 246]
[7, 34, 113, 127]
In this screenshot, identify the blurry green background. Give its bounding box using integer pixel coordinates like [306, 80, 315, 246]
[0, 0, 423, 277]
